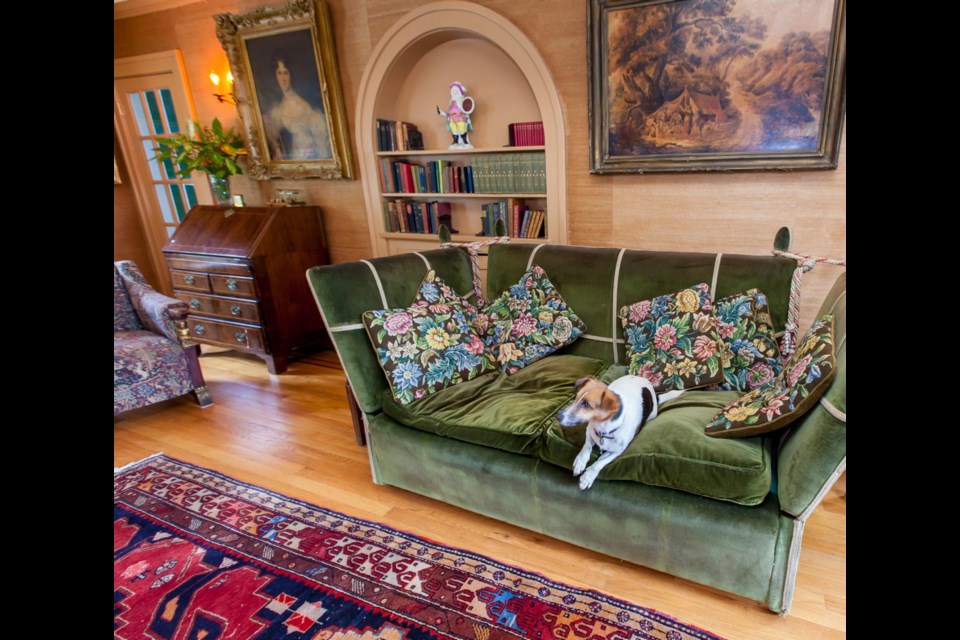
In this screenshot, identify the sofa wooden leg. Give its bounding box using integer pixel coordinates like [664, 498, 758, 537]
[183, 344, 213, 407]
[194, 386, 214, 407]
[346, 382, 365, 446]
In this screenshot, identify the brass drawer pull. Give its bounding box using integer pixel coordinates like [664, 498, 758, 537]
[189, 298, 201, 310]
[184, 274, 196, 285]
[234, 331, 248, 344]
[194, 324, 206, 336]
[226, 278, 238, 290]
[230, 304, 242, 317]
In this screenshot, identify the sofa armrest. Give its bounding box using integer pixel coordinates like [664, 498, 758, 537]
[115, 260, 188, 343]
[136, 289, 190, 343]
[776, 271, 846, 518]
[306, 248, 475, 415]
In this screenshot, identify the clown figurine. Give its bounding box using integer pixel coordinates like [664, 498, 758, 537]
[436, 81, 475, 149]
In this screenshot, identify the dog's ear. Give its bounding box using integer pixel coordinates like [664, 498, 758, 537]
[599, 390, 621, 417]
[574, 376, 596, 390]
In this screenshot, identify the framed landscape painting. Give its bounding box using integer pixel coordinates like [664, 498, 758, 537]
[215, 0, 354, 180]
[589, 0, 846, 173]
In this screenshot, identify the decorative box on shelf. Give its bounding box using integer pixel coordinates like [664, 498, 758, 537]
[162, 204, 331, 374]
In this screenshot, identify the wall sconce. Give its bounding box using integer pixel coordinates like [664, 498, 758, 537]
[210, 70, 236, 105]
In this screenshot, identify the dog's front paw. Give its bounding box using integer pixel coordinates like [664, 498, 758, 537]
[579, 468, 599, 490]
[572, 451, 591, 476]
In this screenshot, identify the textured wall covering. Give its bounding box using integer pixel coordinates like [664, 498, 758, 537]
[114, 0, 845, 330]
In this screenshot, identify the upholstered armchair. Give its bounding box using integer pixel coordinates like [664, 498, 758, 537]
[114, 260, 213, 414]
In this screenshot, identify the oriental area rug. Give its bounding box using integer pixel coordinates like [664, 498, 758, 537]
[114, 454, 725, 640]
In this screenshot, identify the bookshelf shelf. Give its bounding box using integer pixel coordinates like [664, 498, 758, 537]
[380, 232, 547, 244]
[355, 2, 567, 259]
[382, 192, 547, 199]
[376, 146, 545, 157]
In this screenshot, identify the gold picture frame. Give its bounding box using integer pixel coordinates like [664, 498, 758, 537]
[215, 0, 354, 180]
[589, 0, 846, 173]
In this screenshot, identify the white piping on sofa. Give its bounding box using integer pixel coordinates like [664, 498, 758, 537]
[328, 323, 364, 333]
[413, 252, 431, 270]
[710, 253, 723, 302]
[360, 260, 389, 308]
[780, 455, 846, 614]
[611, 248, 627, 363]
[526, 244, 546, 270]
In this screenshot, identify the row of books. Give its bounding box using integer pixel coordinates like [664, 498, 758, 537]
[480, 199, 546, 238]
[470, 152, 545, 194]
[382, 199, 453, 234]
[378, 152, 545, 195]
[507, 121, 544, 146]
[379, 158, 475, 194]
[376, 119, 424, 151]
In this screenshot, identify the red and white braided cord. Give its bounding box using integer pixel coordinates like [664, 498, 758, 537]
[773, 250, 846, 358]
[441, 236, 511, 305]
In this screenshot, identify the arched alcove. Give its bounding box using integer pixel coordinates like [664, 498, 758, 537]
[355, 1, 567, 256]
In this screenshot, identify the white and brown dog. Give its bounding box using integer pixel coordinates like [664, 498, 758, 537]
[557, 376, 684, 490]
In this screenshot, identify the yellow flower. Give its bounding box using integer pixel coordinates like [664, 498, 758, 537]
[725, 405, 759, 422]
[677, 358, 698, 375]
[754, 338, 776, 357]
[425, 327, 451, 350]
[498, 342, 523, 364]
[676, 289, 700, 313]
[663, 361, 679, 377]
[717, 342, 734, 368]
[539, 311, 554, 324]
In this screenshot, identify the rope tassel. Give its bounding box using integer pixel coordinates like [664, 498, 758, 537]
[441, 237, 510, 306]
[773, 250, 846, 358]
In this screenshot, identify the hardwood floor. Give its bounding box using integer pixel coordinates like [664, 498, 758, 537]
[114, 346, 846, 639]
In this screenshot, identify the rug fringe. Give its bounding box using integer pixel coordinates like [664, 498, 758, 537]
[114, 452, 164, 475]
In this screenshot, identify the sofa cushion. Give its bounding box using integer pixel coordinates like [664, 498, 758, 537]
[705, 314, 837, 439]
[382, 354, 613, 455]
[362, 296, 497, 406]
[618, 283, 725, 392]
[711, 289, 782, 392]
[539, 386, 773, 505]
[478, 265, 587, 374]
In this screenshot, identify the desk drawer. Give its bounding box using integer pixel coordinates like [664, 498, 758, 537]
[187, 318, 265, 352]
[176, 292, 262, 324]
[210, 274, 257, 298]
[170, 270, 211, 292]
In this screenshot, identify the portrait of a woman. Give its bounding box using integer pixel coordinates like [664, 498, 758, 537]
[246, 30, 334, 162]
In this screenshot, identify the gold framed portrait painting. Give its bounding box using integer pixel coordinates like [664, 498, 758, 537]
[215, 0, 354, 180]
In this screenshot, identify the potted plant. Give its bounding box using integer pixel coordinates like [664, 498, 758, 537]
[154, 118, 248, 204]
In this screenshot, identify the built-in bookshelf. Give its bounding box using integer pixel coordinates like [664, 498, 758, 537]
[355, 2, 566, 257]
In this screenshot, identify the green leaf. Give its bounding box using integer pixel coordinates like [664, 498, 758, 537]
[707, 356, 719, 376]
[211, 117, 224, 137]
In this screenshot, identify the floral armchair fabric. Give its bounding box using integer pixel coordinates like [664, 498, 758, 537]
[114, 261, 213, 414]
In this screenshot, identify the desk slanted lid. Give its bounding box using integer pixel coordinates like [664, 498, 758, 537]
[162, 205, 290, 258]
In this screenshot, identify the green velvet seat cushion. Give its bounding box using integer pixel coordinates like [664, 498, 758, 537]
[382, 354, 614, 455]
[539, 387, 773, 505]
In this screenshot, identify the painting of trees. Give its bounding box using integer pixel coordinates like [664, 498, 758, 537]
[603, 0, 842, 159]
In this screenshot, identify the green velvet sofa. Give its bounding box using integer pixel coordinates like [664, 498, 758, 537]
[306, 243, 846, 614]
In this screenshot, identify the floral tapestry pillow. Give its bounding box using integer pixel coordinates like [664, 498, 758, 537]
[477, 265, 587, 375]
[362, 296, 497, 405]
[618, 283, 725, 392]
[711, 289, 782, 392]
[705, 314, 836, 439]
[412, 269, 481, 326]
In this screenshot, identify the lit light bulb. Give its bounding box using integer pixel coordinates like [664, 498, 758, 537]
[226, 71, 233, 86]
[210, 72, 221, 87]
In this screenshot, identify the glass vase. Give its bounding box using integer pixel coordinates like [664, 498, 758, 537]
[208, 175, 232, 205]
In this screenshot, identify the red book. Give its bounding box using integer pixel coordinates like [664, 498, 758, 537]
[401, 163, 415, 193]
